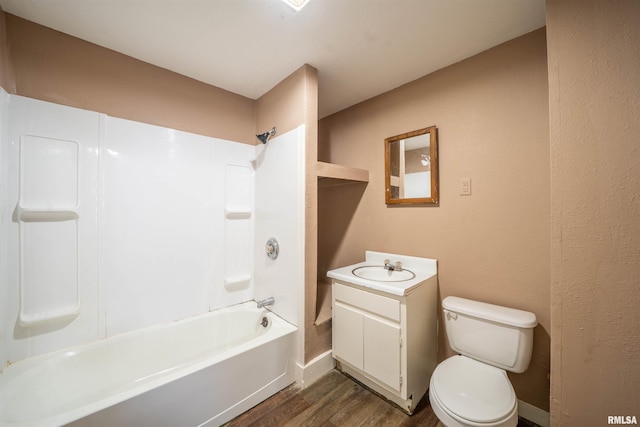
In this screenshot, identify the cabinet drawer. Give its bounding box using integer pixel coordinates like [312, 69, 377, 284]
[334, 283, 400, 322]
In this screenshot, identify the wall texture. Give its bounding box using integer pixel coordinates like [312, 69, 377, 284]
[546, 0, 640, 424]
[2, 13, 255, 145]
[0, 11, 13, 92]
[255, 64, 320, 366]
[319, 28, 550, 410]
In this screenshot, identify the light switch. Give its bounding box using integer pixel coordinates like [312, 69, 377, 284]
[460, 178, 471, 196]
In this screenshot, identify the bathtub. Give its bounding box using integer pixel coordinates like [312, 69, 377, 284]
[0, 301, 297, 427]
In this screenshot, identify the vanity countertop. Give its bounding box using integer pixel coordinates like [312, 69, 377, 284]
[327, 251, 437, 297]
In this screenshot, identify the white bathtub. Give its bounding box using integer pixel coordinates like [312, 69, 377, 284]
[0, 302, 297, 427]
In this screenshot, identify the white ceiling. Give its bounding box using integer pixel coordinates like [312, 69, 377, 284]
[0, 0, 545, 118]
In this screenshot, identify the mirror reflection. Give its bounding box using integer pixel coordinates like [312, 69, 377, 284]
[385, 126, 438, 205]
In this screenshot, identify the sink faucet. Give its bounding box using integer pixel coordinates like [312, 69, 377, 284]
[384, 259, 403, 271]
[257, 297, 275, 308]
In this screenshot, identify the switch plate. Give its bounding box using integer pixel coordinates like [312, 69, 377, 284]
[460, 178, 471, 196]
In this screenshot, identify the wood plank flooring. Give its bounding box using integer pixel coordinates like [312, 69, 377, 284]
[224, 369, 541, 427]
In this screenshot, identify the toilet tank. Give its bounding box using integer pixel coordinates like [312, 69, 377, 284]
[442, 296, 537, 373]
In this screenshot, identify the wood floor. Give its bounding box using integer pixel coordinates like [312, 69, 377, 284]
[224, 369, 539, 427]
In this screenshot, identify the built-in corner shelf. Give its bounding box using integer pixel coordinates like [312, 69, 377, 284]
[314, 162, 368, 325]
[316, 161, 369, 187]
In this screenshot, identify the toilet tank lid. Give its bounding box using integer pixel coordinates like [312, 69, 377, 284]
[443, 296, 537, 328]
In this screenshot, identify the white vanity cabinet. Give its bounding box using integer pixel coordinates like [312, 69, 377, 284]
[330, 273, 437, 414]
[333, 283, 402, 390]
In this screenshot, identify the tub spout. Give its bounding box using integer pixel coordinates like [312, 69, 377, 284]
[257, 297, 275, 308]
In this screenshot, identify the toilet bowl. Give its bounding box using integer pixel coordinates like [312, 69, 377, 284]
[429, 356, 518, 427]
[429, 297, 537, 427]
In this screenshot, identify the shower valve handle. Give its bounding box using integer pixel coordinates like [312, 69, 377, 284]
[266, 238, 279, 260]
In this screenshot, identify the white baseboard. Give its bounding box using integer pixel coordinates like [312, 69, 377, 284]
[518, 400, 550, 427]
[295, 350, 335, 389]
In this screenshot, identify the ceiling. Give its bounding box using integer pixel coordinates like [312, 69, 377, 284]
[0, 0, 546, 118]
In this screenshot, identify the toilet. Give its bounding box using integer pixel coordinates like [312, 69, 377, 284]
[429, 296, 537, 427]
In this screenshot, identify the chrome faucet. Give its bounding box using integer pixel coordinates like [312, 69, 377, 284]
[256, 297, 275, 308]
[384, 259, 403, 271]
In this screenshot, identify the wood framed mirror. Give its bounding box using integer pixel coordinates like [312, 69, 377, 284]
[385, 126, 439, 205]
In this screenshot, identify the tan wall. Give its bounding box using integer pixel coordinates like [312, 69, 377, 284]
[0, 10, 13, 92]
[546, 1, 640, 425]
[255, 64, 326, 364]
[3, 14, 255, 144]
[256, 64, 316, 138]
[319, 28, 550, 410]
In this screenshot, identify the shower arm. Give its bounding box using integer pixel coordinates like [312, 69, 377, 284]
[256, 127, 277, 144]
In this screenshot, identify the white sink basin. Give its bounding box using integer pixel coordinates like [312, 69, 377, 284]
[351, 265, 416, 282]
[327, 251, 437, 296]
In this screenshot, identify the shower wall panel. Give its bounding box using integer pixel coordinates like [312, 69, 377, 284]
[101, 117, 216, 336]
[211, 141, 254, 311]
[18, 136, 80, 324]
[1, 95, 100, 366]
[0, 93, 256, 366]
[222, 165, 253, 289]
[0, 90, 7, 367]
[253, 126, 305, 327]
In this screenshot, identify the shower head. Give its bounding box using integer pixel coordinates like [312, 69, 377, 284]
[256, 127, 277, 144]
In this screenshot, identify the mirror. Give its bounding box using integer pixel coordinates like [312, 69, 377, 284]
[385, 126, 438, 205]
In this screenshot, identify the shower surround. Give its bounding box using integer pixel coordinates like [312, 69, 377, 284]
[0, 91, 305, 425]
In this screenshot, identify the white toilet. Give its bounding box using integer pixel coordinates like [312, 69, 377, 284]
[429, 296, 537, 427]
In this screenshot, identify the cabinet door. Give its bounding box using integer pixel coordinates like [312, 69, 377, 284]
[363, 315, 401, 392]
[333, 301, 363, 370]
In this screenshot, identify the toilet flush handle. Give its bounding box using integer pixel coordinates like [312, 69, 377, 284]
[446, 311, 457, 321]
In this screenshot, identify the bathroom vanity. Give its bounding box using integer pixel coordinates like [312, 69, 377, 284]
[327, 251, 438, 414]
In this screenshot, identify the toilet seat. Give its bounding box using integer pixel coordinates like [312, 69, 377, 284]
[430, 355, 517, 426]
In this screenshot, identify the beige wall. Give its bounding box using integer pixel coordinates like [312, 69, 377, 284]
[547, 1, 640, 425]
[255, 64, 326, 364]
[0, 11, 13, 92]
[2, 13, 255, 145]
[319, 28, 550, 410]
[256, 64, 316, 138]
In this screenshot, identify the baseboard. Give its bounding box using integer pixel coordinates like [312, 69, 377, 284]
[518, 400, 550, 427]
[295, 350, 335, 389]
